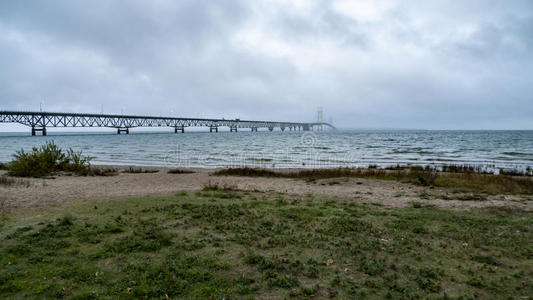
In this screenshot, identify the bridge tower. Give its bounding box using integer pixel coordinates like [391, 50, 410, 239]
[317, 107, 324, 132]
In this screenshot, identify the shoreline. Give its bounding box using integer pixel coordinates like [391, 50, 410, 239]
[1, 165, 532, 214]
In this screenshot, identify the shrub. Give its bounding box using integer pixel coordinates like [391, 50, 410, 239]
[8, 141, 93, 177]
[64, 148, 93, 174]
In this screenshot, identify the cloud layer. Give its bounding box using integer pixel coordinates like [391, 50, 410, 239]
[1, 0, 532, 129]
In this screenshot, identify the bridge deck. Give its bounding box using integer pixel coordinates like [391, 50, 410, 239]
[0, 111, 335, 135]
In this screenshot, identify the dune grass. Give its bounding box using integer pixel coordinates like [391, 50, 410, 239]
[213, 167, 533, 195]
[0, 190, 531, 299]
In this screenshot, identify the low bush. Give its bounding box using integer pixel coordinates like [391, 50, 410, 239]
[7, 141, 94, 177]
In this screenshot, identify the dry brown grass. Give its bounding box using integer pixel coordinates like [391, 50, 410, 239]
[0, 175, 31, 188]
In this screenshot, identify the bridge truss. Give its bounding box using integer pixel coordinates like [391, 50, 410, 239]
[0, 111, 335, 136]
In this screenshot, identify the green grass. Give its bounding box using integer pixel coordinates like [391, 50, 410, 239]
[214, 167, 533, 195]
[0, 191, 531, 299]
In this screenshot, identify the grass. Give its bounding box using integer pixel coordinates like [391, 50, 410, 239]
[214, 167, 533, 195]
[0, 191, 531, 299]
[0, 176, 30, 188]
[0, 175, 16, 187]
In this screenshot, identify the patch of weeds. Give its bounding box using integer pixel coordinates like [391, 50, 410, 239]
[86, 167, 118, 176]
[168, 168, 195, 174]
[104, 219, 172, 253]
[471, 255, 501, 266]
[456, 194, 488, 201]
[202, 181, 238, 192]
[416, 267, 442, 292]
[266, 273, 300, 289]
[418, 191, 432, 200]
[122, 167, 159, 174]
[412, 201, 423, 208]
[175, 191, 189, 197]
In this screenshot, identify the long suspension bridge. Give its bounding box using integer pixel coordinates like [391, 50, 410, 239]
[0, 111, 335, 136]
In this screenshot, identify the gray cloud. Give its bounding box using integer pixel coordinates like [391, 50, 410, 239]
[0, 0, 532, 129]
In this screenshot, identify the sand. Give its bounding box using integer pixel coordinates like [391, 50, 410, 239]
[1, 167, 531, 213]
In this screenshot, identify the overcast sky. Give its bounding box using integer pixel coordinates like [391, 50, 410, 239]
[1, 0, 532, 129]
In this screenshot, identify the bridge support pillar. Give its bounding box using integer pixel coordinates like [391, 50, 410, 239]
[303, 125, 310, 131]
[31, 126, 47, 136]
[280, 127, 285, 132]
[251, 127, 258, 132]
[210, 126, 218, 133]
[230, 126, 238, 132]
[174, 126, 185, 133]
[117, 128, 130, 134]
[268, 127, 274, 132]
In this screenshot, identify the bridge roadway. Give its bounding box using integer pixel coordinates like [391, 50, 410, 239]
[0, 111, 335, 136]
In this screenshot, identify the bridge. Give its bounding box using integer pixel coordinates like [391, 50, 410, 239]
[0, 111, 335, 136]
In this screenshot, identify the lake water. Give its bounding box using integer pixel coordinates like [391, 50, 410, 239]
[0, 130, 532, 171]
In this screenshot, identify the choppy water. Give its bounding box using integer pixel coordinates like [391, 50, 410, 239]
[0, 130, 532, 171]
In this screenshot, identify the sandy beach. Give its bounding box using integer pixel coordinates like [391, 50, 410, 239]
[2, 166, 531, 213]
